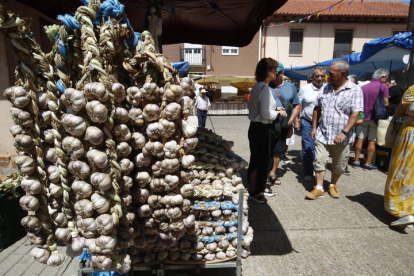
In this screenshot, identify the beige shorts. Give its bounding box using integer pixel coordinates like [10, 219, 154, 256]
[357, 120, 377, 141]
[314, 139, 350, 175]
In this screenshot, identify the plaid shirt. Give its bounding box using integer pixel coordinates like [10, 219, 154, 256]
[315, 81, 363, 145]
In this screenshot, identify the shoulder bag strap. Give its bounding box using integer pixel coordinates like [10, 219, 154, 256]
[378, 83, 383, 99]
[274, 88, 285, 108]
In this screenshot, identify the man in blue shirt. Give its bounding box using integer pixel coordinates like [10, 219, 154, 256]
[266, 63, 300, 192]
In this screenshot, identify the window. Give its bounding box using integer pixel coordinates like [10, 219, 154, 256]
[222, 46, 239, 55]
[333, 29, 353, 58]
[289, 29, 303, 55]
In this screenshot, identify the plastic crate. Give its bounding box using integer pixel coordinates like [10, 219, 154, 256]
[0, 187, 26, 251]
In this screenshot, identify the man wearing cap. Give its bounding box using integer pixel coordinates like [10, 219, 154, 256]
[267, 62, 300, 188]
[194, 88, 211, 128]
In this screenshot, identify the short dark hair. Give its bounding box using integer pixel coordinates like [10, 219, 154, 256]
[255, 58, 278, 82]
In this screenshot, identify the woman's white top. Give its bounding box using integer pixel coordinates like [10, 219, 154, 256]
[248, 82, 279, 124]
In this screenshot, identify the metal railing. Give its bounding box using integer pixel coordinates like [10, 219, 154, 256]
[180, 47, 206, 65]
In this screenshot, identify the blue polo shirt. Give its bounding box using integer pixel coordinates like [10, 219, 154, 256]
[269, 81, 299, 107]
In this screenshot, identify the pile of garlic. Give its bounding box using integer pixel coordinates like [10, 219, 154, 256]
[1, 0, 252, 273]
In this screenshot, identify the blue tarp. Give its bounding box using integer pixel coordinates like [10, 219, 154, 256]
[172, 61, 189, 78]
[284, 32, 413, 81]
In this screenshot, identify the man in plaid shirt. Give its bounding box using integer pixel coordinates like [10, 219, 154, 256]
[306, 60, 363, 199]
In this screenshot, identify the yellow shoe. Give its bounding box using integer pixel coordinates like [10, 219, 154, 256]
[328, 185, 340, 198]
[305, 187, 325, 200]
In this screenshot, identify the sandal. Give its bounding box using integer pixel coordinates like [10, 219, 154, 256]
[249, 192, 267, 203]
[268, 175, 282, 185]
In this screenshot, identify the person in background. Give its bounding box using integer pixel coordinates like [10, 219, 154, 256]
[298, 67, 326, 182]
[268, 62, 300, 185]
[307, 60, 363, 199]
[206, 85, 215, 103]
[194, 88, 211, 128]
[306, 74, 313, 84]
[247, 58, 286, 203]
[353, 69, 390, 171]
[384, 85, 414, 227]
[386, 80, 404, 116]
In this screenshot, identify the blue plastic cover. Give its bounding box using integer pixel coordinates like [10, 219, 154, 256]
[284, 32, 413, 81]
[172, 61, 190, 78]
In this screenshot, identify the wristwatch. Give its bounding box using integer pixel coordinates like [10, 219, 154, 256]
[341, 129, 349, 136]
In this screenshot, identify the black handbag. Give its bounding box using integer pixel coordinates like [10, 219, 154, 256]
[274, 88, 293, 128]
[372, 84, 388, 123]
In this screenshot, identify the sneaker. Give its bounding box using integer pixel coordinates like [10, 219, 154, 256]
[305, 187, 325, 200]
[304, 175, 313, 182]
[282, 155, 291, 164]
[390, 215, 414, 227]
[363, 163, 377, 170]
[352, 161, 360, 169]
[264, 189, 275, 197]
[328, 185, 340, 198]
[343, 167, 351, 176]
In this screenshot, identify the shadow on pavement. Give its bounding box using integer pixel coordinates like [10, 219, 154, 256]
[346, 192, 395, 225]
[239, 168, 293, 256]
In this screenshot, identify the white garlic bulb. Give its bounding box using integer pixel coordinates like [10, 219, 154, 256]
[74, 199, 94, 218]
[181, 155, 195, 169]
[180, 96, 193, 119]
[14, 155, 35, 175]
[180, 184, 194, 197]
[21, 177, 42, 195]
[114, 107, 129, 123]
[91, 193, 111, 214]
[164, 84, 183, 102]
[42, 129, 55, 144]
[166, 207, 182, 220]
[49, 183, 63, 198]
[84, 82, 109, 102]
[181, 137, 198, 152]
[14, 134, 34, 152]
[132, 187, 150, 203]
[4, 86, 30, 108]
[90, 172, 112, 191]
[87, 149, 109, 169]
[112, 83, 126, 105]
[27, 232, 45, 245]
[39, 110, 52, 126]
[95, 235, 116, 254]
[47, 252, 65, 267]
[142, 141, 164, 158]
[30, 247, 50, 264]
[86, 100, 108, 123]
[162, 102, 181, 121]
[72, 180, 93, 199]
[43, 145, 57, 163]
[161, 158, 180, 174]
[95, 214, 114, 235]
[68, 160, 91, 179]
[146, 122, 162, 139]
[84, 126, 104, 146]
[164, 174, 179, 191]
[62, 114, 86, 137]
[55, 227, 72, 243]
[21, 215, 43, 233]
[61, 88, 87, 112]
[135, 171, 151, 188]
[181, 120, 197, 138]
[10, 107, 33, 128]
[113, 124, 131, 142]
[19, 195, 39, 211]
[142, 104, 160, 122]
[126, 86, 142, 106]
[130, 132, 146, 150]
[141, 82, 159, 101]
[134, 153, 152, 168]
[36, 90, 49, 110]
[159, 118, 175, 138]
[137, 204, 153, 217]
[62, 136, 85, 159]
[10, 124, 24, 137]
[117, 142, 132, 158]
[120, 158, 134, 175]
[163, 140, 180, 158]
[162, 192, 183, 207]
[129, 108, 144, 126]
[77, 218, 97, 239]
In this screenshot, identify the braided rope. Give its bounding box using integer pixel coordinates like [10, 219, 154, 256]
[191, 201, 239, 211]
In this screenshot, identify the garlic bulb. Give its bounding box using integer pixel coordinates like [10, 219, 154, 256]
[14, 155, 35, 175]
[114, 107, 129, 123]
[132, 187, 150, 203]
[141, 82, 159, 101]
[159, 119, 175, 138]
[91, 193, 110, 214]
[113, 124, 131, 142]
[47, 252, 66, 267]
[68, 160, 91, 179]
[10, 124, 24, 137]
[162, 102, 181, 121]
[181, 155, 195, 169]
[116, 254, 132, 274]
[27, 232, 45, 245]
[117, 142, 132, 158]
[142, 104, 160, 122]
[39, 110, 52, 126]
[30, 248, 50, 264]
[43, 145, 57, 163]
[126, 86, 142, 106]
[202, 227, 214, 236]
[19, 195, 39, 211]
[181, 120, 197, 138]
[74, 199, 94, 218]
[21, 177, 42, 195]
[36, 90, 49, 110]
[61, 88, 87, 112]
[95, 214, 114, 235]
[14, 134, 34, 152]
[86, 100, 108, 123]
[95, 235, 117, 254]
[164, 84, 183, 102]
[135, 171, 151, 188]
[206, 242, 217, 252]
[166, 207, 182, 220]
[160, 158, 180, 174]
[192, 254, 204, 261]
[119, 158, 134, 176]
[84, 126, 104, 146]
[134, 153, 152, 168]
[148, 195, 162, 209]
[87, 149, 109, 169]
[112, 83, 126, 105]
[128, 108, 144, 126]
[4, 86, 30, 108]
[163, 140, 180, 158]
[216, 251, 227, 260]
[150, 178, 165, 192]
[180, 184, 194, 197]
[142, 141, 164, 157]
[204, 253, 216, 261]
[183, 215, 195, 228]
[43, 129, 55, 144]
[21, 215, 42, 233]
[72, 180, 93, 199]
[146, 122, 162, 139]
[10, 107, 33, 127]
[119, 212, 135, 226]
[49, 183, 63, 198]
[162, 193, 183, 207]
[90, 172, 112, 191]
[138, 204, 153, 217]
[130, 132, 146, 150]
[77, 218, 97, 238]
[55, 227, 72, 243]
[84, 82, 109, 102]
[62, 136, 85, 159]
[62, 114, 86, 137]
[180, 96, 193, 119]
[121, 176, 133, 190]
[164, 175, 179, 191]
[151, 161, 163, 177]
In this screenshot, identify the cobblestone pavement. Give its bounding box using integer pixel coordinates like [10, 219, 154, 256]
[1, 115, 413, 276]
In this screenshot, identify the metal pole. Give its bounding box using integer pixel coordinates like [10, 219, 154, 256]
[208, 114, 215, 132]
[236, 190, 245, 276]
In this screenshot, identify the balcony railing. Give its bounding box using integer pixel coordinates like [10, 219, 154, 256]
[180, 47, 206, 65]
[333, 50, 352, 59]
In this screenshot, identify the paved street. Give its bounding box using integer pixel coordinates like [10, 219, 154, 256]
[1, 115, 413, 276]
